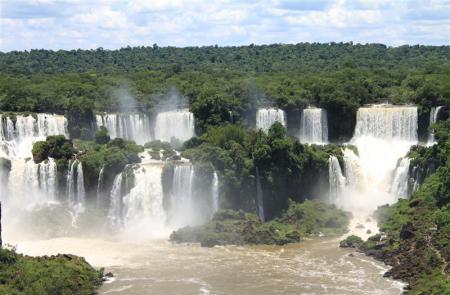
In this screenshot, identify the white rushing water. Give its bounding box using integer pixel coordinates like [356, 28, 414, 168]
[122, 164, 167, 238]
[329, 105, 418, 213]
[328, 156, 346, 205]
[154, 109, 195, 143]
[211, 171, 219, 216]
[96, 166, 105, 207]
[0, 113, 68, 159]
[427, 106, 443, 144]
[390, 157, 411, 198]
[167, 164, 195, 228]
[108, 172, 124, 228]
[299, 108, 328, 144]
[66, 160, 86, 211]
[256, 108, 286, 132]
[0, 114, 68, 210]
[107, 161, 168, 239]
[96, 113, 152, 145]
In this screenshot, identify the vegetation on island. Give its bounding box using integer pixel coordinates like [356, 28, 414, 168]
[171, 199, 350, 247]
[340, 119, 450, 294]
[0, 246, 103, 295]
[31, 131, 143, 204]
[182, 122, 343, 219]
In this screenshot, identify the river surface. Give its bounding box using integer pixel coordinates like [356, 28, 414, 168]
[12, 235, 404, 295]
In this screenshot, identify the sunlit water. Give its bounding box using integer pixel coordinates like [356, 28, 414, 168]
[10, 236, 404, 295]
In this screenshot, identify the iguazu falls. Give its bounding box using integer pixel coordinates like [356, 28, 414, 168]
[0, 2, 449, 294]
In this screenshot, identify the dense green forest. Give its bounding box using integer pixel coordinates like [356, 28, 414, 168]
[1, 43, 449, 141]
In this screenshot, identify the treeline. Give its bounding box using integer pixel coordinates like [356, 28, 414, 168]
[0, 43, 449, 141]
[1, 43, 450, 74]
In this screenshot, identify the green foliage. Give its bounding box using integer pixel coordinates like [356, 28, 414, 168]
[79, 138, 143, 193]
[144, 140, 172, 151]
[182, 123, 344, 217]
[32, 135, 74, 164]
[0, 247, 102, 294]
[0, 44, 449, 135]
[95, 126, 110, 144]
[339, 235, 364, 248]
[170, 200, 350, 247]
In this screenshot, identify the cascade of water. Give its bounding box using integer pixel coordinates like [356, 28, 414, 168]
[427, 106, 443, 144]
[211, 172, 219, 216]
[5, 158, 57, 209]
[121, 164, 167, 237]
[76, 162, 86, 205]
[256, 108, 286, 132]
[38, 158, 57, 202]
[342, 148, 366, 192]
[0, 114, 68, 159]
[153, 109, 195, 142]
[96, 166, 105, 207]
[67, 160, 76, 205]
[96, 113, 152, 145]
[66, 160, 85, 209]
[328, 156, 346, 204]
[353, 105, 417, 141]
[255, 166, 265, 222]
[108, 173, 123, 228]
[335, 105, 418, 212]
[390, 157, 411, 198]
[168, 164, 195, 227]
[299, 108, 328, 144]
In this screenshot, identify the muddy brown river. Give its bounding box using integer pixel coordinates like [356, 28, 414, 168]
[13, 235, 404, 295]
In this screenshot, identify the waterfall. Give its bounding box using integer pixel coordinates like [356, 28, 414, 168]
[76, 162, 86, 205]
[299, 108, 328, 144]
[96, 113, 152, 145]
[390, 157, 411, 198]
[334, 105, 419, 212]
[328, 156, 346, 204]
[342, 149, 366, 192]
[121, 164, 167, 237]
[96, 166, 105, 207]
[211, 172, 219, 215]
[66, 160, 85, 209]
[0, 114, 68, 158]
[108, 173, 123, 228]
[5, 158, 57, 209]
[153, 109, 195, 142]
[255, 167, 265, 222]
[167, 164, 195, 227]
[0, 114, 66, 210]
[67, 160, 76, 205]
[353, 105, 417, 141]
[38, 158, 57, 202]
[427, 106, 443, 144]
[256, 108, 286, 132]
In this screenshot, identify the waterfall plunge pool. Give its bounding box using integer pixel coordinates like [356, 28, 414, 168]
[11, 235, 405, 295]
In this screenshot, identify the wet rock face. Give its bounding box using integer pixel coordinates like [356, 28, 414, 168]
[400, 222, 415, 240]
[339, 235, 363, 248]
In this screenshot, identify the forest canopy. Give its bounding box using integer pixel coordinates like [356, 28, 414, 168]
[0, 43, 449, 139]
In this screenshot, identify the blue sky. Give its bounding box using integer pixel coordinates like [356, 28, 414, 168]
[0, 0, 449, 52]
